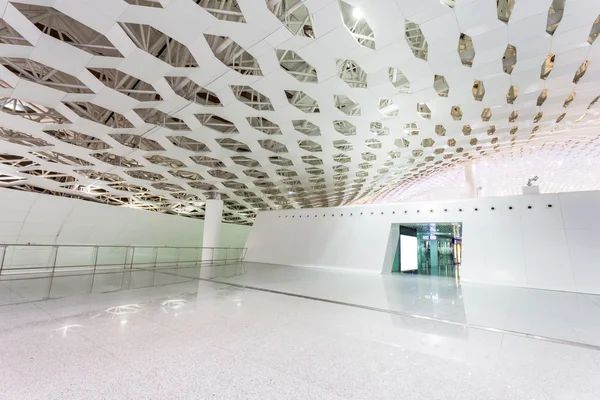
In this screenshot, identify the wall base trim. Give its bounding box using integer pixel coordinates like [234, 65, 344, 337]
[244, 261, 381, 275]
[460, 277, 600, 296]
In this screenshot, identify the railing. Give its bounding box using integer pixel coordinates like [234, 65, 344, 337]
[0, 244, 247, 302]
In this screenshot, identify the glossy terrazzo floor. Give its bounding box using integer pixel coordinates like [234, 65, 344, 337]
[1, 263, 600, 399]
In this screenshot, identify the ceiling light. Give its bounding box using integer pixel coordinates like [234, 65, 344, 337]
[352, 8, 363, 19]
[1, 101, 25, 112]
[379, 103, 399, 115]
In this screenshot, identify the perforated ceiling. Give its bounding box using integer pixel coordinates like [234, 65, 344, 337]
[0, 0, 599, 224]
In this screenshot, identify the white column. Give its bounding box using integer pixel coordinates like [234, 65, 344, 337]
[201, 199, 223, 268]
[464, 162, 477, 198]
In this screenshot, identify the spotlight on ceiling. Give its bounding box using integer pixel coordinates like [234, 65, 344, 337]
[352, 8, 363, 19]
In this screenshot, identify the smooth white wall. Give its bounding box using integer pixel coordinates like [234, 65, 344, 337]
[245, 191, 600, 294]
[0, 188, 251, 269]
[0, 189, 250, 272]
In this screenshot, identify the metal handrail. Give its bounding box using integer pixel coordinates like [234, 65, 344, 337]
[0, 244, 247, 300]
[0, 259, 237, 273]
[0, 243, 243, 249]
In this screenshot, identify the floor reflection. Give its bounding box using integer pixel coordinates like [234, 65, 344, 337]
[1, 270, 599, 399]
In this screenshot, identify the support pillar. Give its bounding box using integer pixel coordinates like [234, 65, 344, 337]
[464, 162, 477, 198]
[201, 198, 223, 277]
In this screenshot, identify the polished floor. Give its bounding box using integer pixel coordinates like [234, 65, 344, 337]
[1, 263, 600, 399]
[213, 263, 600, 348]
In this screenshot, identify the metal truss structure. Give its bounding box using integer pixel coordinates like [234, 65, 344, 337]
[0, 0, 599, 224]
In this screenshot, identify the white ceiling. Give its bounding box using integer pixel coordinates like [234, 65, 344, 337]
[0, 0, 598, 224]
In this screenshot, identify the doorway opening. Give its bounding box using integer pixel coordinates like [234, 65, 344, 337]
[392, 223, 462, 278]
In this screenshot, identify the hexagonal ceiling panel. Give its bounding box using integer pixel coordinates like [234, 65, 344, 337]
[0, 0, 599, 225]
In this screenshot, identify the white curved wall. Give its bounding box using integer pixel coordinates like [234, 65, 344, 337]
[245, 191, 600, 294]
[0, 188, 250, 247]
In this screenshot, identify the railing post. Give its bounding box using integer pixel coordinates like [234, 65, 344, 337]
[0, 245, 7, 276]
[210, 247, 215, 278]
[45, 245, 59, 300]
[121, 247, 130, 290]
[191, 247, 200, 278]
[88, 246, 99, 294]
[241, 248, 247, 274]
[174, 247, 181, 281]
[151, 247, 159, 286]
[194, 247, 200, 278]
[127, 246, 136, 289]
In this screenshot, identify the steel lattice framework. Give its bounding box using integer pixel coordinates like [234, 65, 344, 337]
[0, 0, 599, 224]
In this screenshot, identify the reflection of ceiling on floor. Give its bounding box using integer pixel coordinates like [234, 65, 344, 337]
[0, 1, 598, 224]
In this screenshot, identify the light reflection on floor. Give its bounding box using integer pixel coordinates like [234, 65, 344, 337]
[0, 263, 599, 399]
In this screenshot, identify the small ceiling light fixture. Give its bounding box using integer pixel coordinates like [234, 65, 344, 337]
[352, 8, 363, 19]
